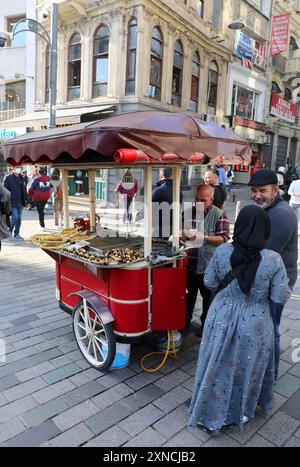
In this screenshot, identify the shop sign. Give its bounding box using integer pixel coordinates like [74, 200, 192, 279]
[271, 14, 290, 56]
[270, 94, 297, 123]
[235, 31, 254, 62]
[234, 117, 267, 132]
[0, 129, 17, 139]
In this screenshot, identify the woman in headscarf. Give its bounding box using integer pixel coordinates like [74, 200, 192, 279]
[188, 205, 290, 436]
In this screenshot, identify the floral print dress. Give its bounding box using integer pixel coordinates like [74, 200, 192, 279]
[188, 243, 290, 431]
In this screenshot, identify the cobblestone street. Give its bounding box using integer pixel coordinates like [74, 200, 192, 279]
[0, 194, 300, 447]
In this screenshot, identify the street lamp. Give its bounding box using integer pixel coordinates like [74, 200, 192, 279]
[228, 19, 245, 30]
[1, 3, 58, 129]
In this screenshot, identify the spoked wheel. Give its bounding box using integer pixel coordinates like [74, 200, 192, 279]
[73, 300, 116, 370]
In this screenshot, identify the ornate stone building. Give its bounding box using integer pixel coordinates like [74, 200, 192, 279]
[33, 0, 232, 125]
[265, 0, 300, 170]
[30, 0, 234, 196]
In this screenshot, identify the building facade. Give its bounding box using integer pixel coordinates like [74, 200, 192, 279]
[0, 0, 36, 179]
[265, 0, 300, 171]
[3, 1, 300, 190]
[224, 0, 272, 182]
[29, 0, 234, 198]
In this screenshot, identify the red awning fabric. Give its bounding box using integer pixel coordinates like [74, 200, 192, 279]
[2, 110, 252, 165]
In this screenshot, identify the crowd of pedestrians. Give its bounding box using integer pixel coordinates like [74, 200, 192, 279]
[0, 165, 63, 239]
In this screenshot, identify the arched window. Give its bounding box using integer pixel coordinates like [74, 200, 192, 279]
[289, 37, 298, 59]
[190, 51, 200, 112]
[149, 26, 163, 100]
[207, 61, 218, 114]
[45, 44, 50, 103]
[93, 25, 109, 98]
[125, 18, 137, 95]
[171, 40, 183, 107]
[67, 33, 81, 101]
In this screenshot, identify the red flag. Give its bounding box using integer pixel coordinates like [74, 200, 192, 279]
[271, 14, 290, 56]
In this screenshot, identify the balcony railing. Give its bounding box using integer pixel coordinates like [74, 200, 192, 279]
[272, 55, 287, 74]
[0, 107, 25, 122]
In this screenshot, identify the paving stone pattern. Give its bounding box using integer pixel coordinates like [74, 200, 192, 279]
[0, 202, 300, 446]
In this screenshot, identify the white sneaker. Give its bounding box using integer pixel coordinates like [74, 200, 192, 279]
[242, 415, 249, 424]
[39, 227, 46, 232]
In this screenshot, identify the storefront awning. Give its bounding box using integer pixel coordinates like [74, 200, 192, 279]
[0, 105, 117, 129]
[2, 110, 253, 166]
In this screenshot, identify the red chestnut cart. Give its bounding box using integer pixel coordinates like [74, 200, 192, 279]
[3, 111, 252, 370]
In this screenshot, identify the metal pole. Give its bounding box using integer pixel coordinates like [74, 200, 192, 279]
[48, 2, 58, 129]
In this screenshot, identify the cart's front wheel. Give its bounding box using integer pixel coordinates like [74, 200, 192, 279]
[73, 300, 116, 370]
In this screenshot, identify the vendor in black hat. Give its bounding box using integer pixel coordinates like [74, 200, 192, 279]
[249, 168, 298, 380]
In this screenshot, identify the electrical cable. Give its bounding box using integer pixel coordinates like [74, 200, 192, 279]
[140, 330, 177, 373]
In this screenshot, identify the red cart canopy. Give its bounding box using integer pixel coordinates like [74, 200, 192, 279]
[2, 110, 252, 166]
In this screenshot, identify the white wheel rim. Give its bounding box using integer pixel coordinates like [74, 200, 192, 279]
[74, 300, 109, 367]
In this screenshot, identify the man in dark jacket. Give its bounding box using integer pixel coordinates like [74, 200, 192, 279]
[27, 167, 51, 230]
[152, 168, 183, 238]
[249, 169, 298, 379]
[204, 170, 227, 209]
[3, 167, 27, 239]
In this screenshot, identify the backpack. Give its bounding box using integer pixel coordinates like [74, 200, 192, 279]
[227, 169, 232, 178]
[31, 178, 51, 201]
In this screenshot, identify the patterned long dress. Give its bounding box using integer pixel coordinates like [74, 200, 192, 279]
[188, 243, 290, 431]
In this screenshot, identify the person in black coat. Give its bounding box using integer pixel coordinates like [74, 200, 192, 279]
[3, 167, 27, 239]
[204, 170, 226, 209]
[152, 168, 183, 238]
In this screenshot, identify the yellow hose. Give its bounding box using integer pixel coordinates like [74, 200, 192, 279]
[140, 330, 177, 373]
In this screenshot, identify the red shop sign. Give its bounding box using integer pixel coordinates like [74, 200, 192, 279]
[271, 13, 290, 56]
[270, 94, 297, 123]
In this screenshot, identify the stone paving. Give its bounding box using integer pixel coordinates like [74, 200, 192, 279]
[0, 189, 300, 447]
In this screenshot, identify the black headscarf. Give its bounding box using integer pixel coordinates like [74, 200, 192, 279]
[230, 205, 271, 295]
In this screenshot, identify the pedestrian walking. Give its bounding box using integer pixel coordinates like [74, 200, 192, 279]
[3, 166, 27, 239]
[115, 169, 138, 223]
[216, 165, 227, 187]
[288, 173, 300, 228]
[50, 168, 64, 228]
[182, 184, 230, 332]
[226, 166, 234, 193]
[27, 167, 52, 231]
[152, 168, 183, 238]
[27, 166, 39, 210]
[249, 169, 298, 379]
[74, 169, 84, 196]
[204, 170, 227, 209]
[188, 205, 290, 436]
[0, 183, 11, 252]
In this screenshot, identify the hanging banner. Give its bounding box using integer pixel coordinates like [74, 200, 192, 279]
[235, 31, 255, 62]
[270, 94, 297, 123]
[271, 14, 290, 56]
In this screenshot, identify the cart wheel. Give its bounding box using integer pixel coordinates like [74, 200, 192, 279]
[73, 300, 116, 370]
